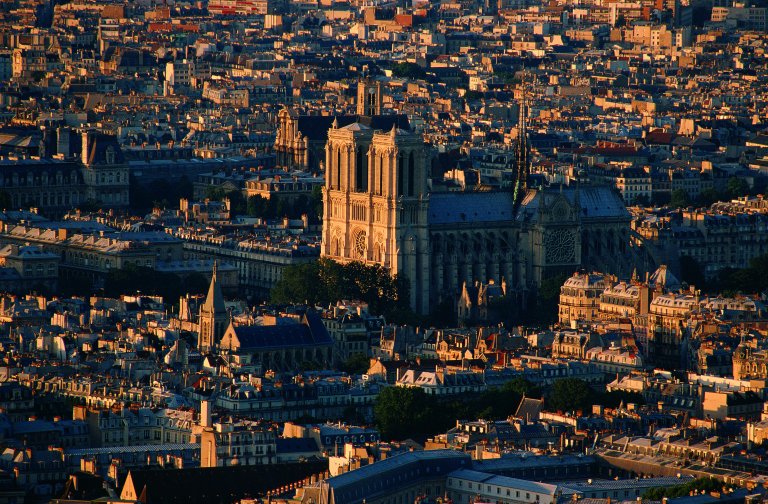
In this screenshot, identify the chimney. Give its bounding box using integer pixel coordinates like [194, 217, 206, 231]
[81, 131, 91, 166]
[201, 399, 212, 428]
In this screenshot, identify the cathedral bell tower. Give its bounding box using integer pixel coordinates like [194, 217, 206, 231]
[198, 262, 228, 353]
[321, 121, 430, 314]
[356, 79, 382, 117]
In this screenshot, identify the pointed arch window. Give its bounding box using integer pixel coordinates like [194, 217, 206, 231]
[334, 147, 342, 190]
[397, 152, 404, 196]
[356, 147, 368, 192]
[408, 151, 415, 196]
[376, 154, 384, 195]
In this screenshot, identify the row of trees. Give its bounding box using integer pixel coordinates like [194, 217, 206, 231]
[681, 252, 768, 296]
[643, 478, 725, 500]
[667, 177, 751, 209]
[372, 377, 644, 441]
[373, 378, 539, 441]
[271, 258, 416, 324]
[546, 378, 645, 413]
[103, 264, 211, 303]
[205, 186, 323, 223]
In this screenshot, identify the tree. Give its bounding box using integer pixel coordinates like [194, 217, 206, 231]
[599, 390, 645, 409]
[467, 378, 543, 421]
[547, 378, 596, 413]
[679, 255, 706, 290]
[311, 184, 323, 221]
[643, 478, 724, 500]
[524, 272, 570, 325]
[340, 354, 370, 375]
[0, 190, 11, 210]
[247, 195, 271, 218]
[726, 177, 749, 199]
[270, 261, 323, 305]
[502, 377, 541, 399]
[104, 264, 185, 302]
[182, 272, 210, 296]
[696, 188, 721, 207]
[226, 190, 247, 216]
[391, 62, 425, 80]
[59, 275, 93, 297]
[270, 258, 416, 323]
[463, 90, 483, 102]
[205, 186, 227, 200]
[670, 189, 691, 208]
[715, 252, 768, 295]
[374, 386, 432, 440]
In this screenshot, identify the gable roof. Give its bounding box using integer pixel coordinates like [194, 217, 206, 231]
[515, 395, 544, 421]
[227, 311, 333, 351]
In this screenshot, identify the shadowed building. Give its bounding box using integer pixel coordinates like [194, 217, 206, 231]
[219, 310, 334, 370]
[120, 461, 328, 504]
[0, 130, 129, 213]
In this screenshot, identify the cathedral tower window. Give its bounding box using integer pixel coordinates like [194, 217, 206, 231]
[355, 147, 368, 192]
[408, 151, 415, 196]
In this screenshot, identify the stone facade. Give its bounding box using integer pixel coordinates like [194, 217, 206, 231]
[321, 118, 633, 314]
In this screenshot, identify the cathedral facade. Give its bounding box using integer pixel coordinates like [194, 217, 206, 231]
[321, 127, 633, 315]
[273, 80, 408, 172]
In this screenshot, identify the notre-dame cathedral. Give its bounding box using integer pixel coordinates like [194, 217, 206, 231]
[319, 81, 633, 314]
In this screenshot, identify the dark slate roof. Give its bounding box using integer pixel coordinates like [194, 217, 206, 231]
[276, 437, 320, 454]
[85, 132, 125, 165]
[428, 191, 515, 225]
[517, 186, 629, 222]
[232, 311, 333, 350]
[297, 114, 410, 142]
[515, 396, 544, 421]
[123, 461, 328, 504]
[57, 472, 109, 502]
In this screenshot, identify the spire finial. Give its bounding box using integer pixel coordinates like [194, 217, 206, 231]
[332, 116, 339, 129]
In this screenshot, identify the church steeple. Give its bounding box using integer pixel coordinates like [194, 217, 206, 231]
[198, 261, 228, 352]
[512, 73, 531, 212]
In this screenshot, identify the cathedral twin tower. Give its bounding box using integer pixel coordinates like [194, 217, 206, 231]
[321, 79, 533, 315]
[321, 113, 431, 313]
[320, 80, 632, 316]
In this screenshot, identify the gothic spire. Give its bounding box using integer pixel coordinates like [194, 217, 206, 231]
[512, 71, 530, 211]
[202, 260, 226, 316]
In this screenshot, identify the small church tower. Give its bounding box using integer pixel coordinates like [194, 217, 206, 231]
[356, 79, 382, 117]
[198, 262, 228, 352]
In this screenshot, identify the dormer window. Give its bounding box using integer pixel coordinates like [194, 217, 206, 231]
[105, 146, 115, 165]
